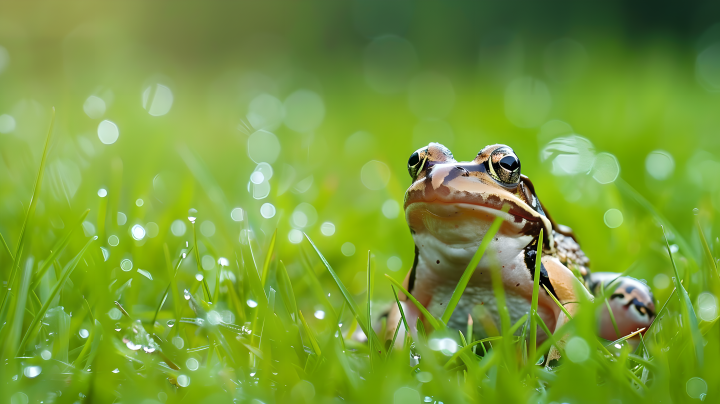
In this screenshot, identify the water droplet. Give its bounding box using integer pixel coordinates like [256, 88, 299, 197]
[142, 83, 174, 116]
[260, 203, 276, 219]
[184, 290, 191, 300]
[114, 323, 122, 331]
[694, 208, 700, 215]
[97, 120, 119, 145]
[320, 222, 335, 236]
[314, 310, 325, 320]
[177, 375, 190, 387]
[167, 320, 176, 328]
[246, 299, 258, 308]
[131, 224, 146, 240]
[97, 188, 108, 197]
[40, 350, 51, 360]
[120, 259, 133, 272]
[100, 247, 110, 261]
[195, 274, 204, 282]
[137, 268, 153, 281]
[23, 366, 42, 378]
[172, 336, 184, 349]
[186, 358, 199, 371]
[231, 207, 244, 222]
[687, 377, 708, 399]
[188, 208, 198, 223]
[112, 368, 119, 374]
[79, 329, 89, 338]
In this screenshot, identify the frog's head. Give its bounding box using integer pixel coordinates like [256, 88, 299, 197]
[404, 143, 554, 250]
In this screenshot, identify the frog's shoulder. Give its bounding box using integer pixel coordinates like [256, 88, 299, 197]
[552, 227, 590, 280]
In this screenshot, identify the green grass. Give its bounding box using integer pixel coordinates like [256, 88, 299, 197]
[1, 4, 720, 402]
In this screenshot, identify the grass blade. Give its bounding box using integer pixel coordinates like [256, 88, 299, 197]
[0, 109, 55, 317]
[1, 257, 33, 360]
[29, 209, 90, 291]
[277, 260, 299, 322]
[695, 219, 719, 279]
[304, 233, 384, 353]
[366, 251, 374, 370]
[16, 235, 97, 355]
[529, 228, 544, 363]
[443, 336, 503, 369]
[260, 229, 277, 288]
[0, 232, 13, 260]
[191, 219, 212, 301]
[384, 274, 443, 330]
[441, 205, 509, 324]
[662, 226, 704, 366]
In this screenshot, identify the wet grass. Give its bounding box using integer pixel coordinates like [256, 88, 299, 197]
[1, 115, 719, 404]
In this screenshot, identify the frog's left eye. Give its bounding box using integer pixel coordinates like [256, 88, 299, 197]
[408, 149, 427, 180]
[488, 147, 521, 185]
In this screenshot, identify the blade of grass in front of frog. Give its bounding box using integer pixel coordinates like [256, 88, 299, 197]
[0, 232, 13, 260]
[386, 318, 403, 358]
[191, 221, 212, 302]
[600, 282, 621, 339]
[542, 284, 574, 320]
[72, 321, 96, 368]
[662, 225, 704, 367]
[441, 205, 509, 325]
[529, 228, 544, 364]
[696, 218, 719, 280]
[277, 260, 299, 323]
[29, 209, 90, 291]
[366, 250, 374, 370]
[443, 336, 503, 369]
[390, 285, 410, 347]
[16, 236, 97, 355]
[385, 274, 443, 330]
[1, 258, 33, 361]
[415, 317, 426, 343]
[260, 229, 277, 288]
[244, 246, 268, 348]
[298, 248, 338, 319]
[458, 329, 468, 346]
[616, 178, 694, 260]
[213, 265, 220, 304]
[82, 320, 103, 371]
[0, 109, 55, 317]
[605, 328, 646, 348]
[304, 233, 385, 351]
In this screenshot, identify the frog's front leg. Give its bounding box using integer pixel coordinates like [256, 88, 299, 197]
[541, 256, 594, 362]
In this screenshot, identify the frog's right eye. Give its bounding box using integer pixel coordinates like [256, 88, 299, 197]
[408, 149, 426, 180]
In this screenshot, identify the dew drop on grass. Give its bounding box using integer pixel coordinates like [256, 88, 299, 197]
[172, 336, 184, 349]
[112, 368, 119, 374]
[40, 350, 51, 360]
[321, 222, 335, 236]
[247, 299, 258, 308]
[186, 358, 199, 371]
[131, 224, 146, 240]
[176, 375, 190, 387]
[109, 308, 122, 320]
[183, 290, 191, 300]
[101, 247, 110, 261]
[79, 329, 89, 338]
[314, 310, 325, 320]
[11, 392, 28, 404]
[97, 188, 108, 197]
[120, 259, 133, 272]
[114, 323, 122, 332]
[687, 377, 708, 399]
[23, 366, 42, 378]
[188, 208, 198, 223]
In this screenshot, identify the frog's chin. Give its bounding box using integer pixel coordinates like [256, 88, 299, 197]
[406, 202, 542, 246]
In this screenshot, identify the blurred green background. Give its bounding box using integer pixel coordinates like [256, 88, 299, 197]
[2, 2, 720, 402]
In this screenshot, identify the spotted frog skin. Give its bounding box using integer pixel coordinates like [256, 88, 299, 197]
[386, 143, 656, 349]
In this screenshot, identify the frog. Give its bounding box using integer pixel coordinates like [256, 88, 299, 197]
[385, 142, 656, 353]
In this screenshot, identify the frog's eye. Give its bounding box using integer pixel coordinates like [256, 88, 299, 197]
[408, 150, 427, 180]
[488, 147, 521, 185]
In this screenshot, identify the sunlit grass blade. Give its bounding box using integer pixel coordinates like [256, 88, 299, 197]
[0, 109, 55, 316]
[260, 229, 277, 288]
[662, 225, 704, 366]
[441, 205, 509, 325]
[1, 258, 33, 361]
[191, 220, 212, 301]
[390, 285, 410, 340]
[529, 228, 543, 363]
[152, 245, 192, 327]
[30, 209, 90, 291]
[299, 310, 322, 357]
[606, 328, 646, 347]
[277, 260, 299, 322]
[0, 231, 13, 260]
[16, 235, 97, 355]
[304, 233, 384, 352]
[384, 274, 443, 330]
[695, 218, 719, 279]
[366, 251, 374, 370]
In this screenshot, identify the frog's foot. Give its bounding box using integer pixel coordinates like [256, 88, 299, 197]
[589, 272, 656, 341]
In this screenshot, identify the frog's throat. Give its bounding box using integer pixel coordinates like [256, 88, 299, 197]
[405, 202, 552, 249]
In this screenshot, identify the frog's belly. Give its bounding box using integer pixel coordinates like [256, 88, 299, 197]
[426, 284, 556, 342]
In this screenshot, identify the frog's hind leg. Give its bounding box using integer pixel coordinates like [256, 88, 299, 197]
[589, 272, 656, 342]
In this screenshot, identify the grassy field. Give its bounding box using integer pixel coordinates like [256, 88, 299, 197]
[2, 2, 720, 403]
